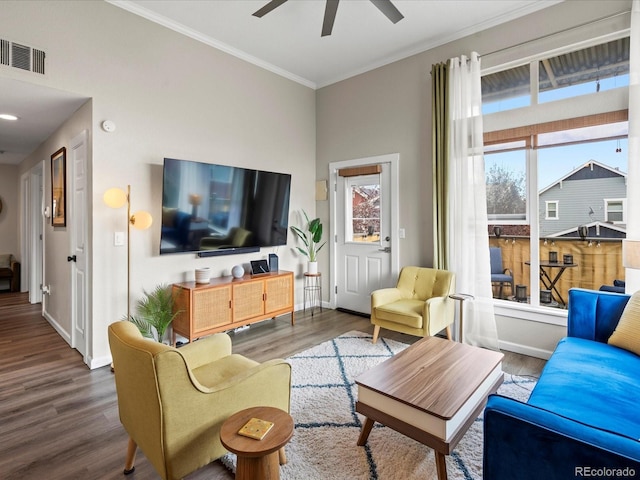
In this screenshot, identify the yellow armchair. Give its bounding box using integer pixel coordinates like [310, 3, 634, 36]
[108, 321, 291, 480]
[371, 266, 456, 343]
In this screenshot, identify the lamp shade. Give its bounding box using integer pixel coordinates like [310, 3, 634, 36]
[130, 210, 153, 230]
[623, 240, 640, 269]
[103, 187, 128, 208]
[188, 193, 202, 206]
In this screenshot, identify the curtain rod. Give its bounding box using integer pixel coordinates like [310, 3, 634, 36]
[479, 9, 631, 59]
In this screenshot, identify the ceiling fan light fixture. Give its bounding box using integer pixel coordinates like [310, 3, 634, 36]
[321, 0, 340, 37]
[370, 0, 404, 24]
[253, 0, 404, 37]
[252, 0, 288, 18]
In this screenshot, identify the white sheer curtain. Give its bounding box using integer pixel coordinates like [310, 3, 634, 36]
[447, 53, 499, 350]
[626, 0, 640, 292]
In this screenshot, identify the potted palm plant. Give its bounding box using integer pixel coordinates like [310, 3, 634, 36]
[291, 210, 326, 274]
[126, 284, 179, 344]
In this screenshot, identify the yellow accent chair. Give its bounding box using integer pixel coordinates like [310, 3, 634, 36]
[371, 266, 456, 343]
[108, 321, 291, 480]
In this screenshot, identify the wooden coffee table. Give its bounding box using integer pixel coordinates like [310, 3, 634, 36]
[220, 406, 294, 480]
[355, 336, 504, 480]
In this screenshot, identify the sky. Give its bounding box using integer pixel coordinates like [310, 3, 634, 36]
[485, 137, 628, 192]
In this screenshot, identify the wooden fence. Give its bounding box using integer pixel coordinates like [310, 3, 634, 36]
[489, 237, 624, 305]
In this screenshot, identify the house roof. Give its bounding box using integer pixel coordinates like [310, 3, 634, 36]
[539, 159, 627, 195]
[549, 220, 626, 239]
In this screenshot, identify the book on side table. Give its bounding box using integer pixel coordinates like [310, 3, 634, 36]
[237, 417, 275, 440]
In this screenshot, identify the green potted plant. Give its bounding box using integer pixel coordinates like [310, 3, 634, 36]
[291, 210, 326, 274]
[125, 283, 180, 344]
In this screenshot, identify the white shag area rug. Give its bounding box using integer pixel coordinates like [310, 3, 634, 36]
[222, 331, 536, 480]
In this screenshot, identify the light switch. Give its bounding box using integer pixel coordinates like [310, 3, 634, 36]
[114, 231, 125, 246]
[399, 228, 406, 239]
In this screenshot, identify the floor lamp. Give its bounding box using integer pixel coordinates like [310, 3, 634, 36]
[103, 185, 153, 319]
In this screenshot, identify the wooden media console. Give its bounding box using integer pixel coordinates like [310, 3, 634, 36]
[171, 270, 294, 345]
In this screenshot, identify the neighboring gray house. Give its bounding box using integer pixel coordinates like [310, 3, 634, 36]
[539, 160, 627, 239]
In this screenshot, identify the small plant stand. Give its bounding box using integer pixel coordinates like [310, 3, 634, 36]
[303, 272, 322, 316]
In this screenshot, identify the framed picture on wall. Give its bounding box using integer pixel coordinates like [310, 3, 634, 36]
[51, 147, 66, 227]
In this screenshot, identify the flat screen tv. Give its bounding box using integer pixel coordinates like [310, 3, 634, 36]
[160, 158, 291, 256]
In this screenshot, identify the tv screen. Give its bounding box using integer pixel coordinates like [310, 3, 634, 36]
[160, 158, 291, 256]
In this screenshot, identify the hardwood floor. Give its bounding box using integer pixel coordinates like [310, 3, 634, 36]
[0, 293, 545, 479]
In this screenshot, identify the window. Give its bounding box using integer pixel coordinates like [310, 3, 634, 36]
[538, 38, 629, 104]
[483, 36, 629, 310]
[545, 201, 558, 220]
[485, 144, 527, 222]
[482, 64, 530, 114]
[483, 37, 630, 114]
[345, 175, 380, 243]
[605, 199, 625, 223]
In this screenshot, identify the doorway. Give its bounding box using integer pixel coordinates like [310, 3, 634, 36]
[21, 162, 44, 305]
[330, 154, 399, 314]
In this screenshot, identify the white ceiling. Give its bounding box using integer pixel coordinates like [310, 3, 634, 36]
[0, 77, 88, 165]
[114, 0, 560, 88]
[1, 0, 561, 166]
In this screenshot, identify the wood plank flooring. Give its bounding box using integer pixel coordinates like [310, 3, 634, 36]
[0, 293, 545, 479]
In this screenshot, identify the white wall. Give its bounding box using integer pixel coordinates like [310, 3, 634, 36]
[1, 0, 316, 367]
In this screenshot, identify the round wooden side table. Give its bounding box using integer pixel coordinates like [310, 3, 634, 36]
[220, 406, 294, 480]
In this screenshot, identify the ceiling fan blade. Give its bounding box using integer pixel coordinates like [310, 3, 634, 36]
[253, 0, 288, 18]
[369, 0, 404, 24]
[321, 0, 340, 37]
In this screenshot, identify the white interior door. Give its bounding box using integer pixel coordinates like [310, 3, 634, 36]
[331, 154, 399, 315]
[70, 131, 89, 362]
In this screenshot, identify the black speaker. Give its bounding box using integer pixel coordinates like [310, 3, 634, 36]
[269, 253, 279, 272]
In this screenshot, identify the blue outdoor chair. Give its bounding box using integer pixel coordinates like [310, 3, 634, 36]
[490, 247, 514, 299]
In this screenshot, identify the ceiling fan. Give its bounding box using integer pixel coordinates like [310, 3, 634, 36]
[253, 0, 404, 37]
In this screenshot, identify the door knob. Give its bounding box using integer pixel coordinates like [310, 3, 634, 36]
[385, 236, 391, 241]
[67, 255, 77, 262]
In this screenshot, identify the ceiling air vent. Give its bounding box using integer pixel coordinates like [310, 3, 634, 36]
[0, 38, 46, 75]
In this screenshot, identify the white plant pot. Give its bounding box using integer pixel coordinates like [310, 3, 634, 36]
[307, 261, 318, 275]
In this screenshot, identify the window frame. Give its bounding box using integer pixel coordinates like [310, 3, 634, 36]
[545, 200, 559, 220]
[483, 33, 629, 318]
[604, 198, 626, 224]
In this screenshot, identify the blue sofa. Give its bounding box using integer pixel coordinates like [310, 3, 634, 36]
[484, 288, 640, 479]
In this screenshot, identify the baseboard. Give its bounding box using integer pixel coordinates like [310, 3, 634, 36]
[89, 355, 112, 370]
[43, 310, 71, 345]
[498, 339, 553, 360]
[336, 307, 369, 318]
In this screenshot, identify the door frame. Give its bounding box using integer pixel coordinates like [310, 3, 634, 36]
[328, 153, 400, 309]
[21, 161, 45, 304]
